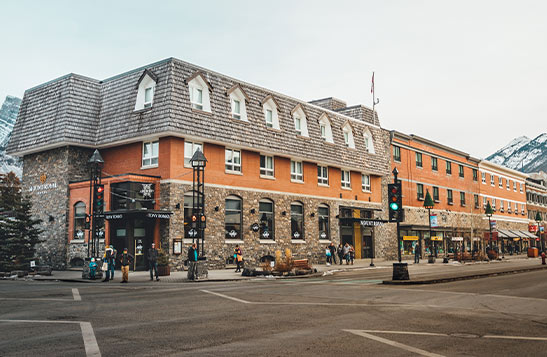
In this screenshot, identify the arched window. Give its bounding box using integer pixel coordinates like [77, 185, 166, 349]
[225, 195, 242, 240]
[73, 201, 86, 240]
[259, 199, 275, 240]
[291, 201, 304, 240]
[318, 204, 330, 241]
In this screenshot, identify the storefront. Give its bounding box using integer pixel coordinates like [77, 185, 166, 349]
[338, 206, 381, 259]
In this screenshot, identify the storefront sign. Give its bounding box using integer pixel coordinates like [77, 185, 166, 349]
[28, 182, 58, 195]
[173, 239, 182, 255]
[146, 212, 171, 220]
[529, 224, 538, 233]
[359, 219, 385, 227]
[430, 214, 438, 228]
[403, 236, 418, 241]
[431, 236, 443, 241]
[105, 213, 124, 220]
[451, 237, 463, 241]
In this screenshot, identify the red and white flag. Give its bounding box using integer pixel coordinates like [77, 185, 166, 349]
[371, 72, 375, 94]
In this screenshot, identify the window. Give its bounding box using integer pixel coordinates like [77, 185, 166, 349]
[506, 179, 510, 190]
[183, 193, 194, 238]
[483, 197, 487, 207]
[513, 181, 517, 191]
[262, 95, 280, 129]
[225, 196, 242, 240]
[515, 203, 519, 214]
[291, 160, 303, 181]
[459, 165, 464, 178]
[393, 146, 401, 162]
[291, 202, 304, 240]
[228, 84, 249, 121]
[317, 165, 329, 185]
[447, 189, 453, 204]
[265, 109, 273, 127]
[134, 70, 156, 110]
[232, 99, 241, 119]
[225, 149, 241, 173]
[460, 192, 466, 206]
[73, 202, 86, 240]
[361, 174, 371, 192]
[190, 87, 203, 110]
[144, 87, 154, 108]
[433, 186, 439, 201]
[474, 194, 479, 208]
[318, 114, 333, 143]
[342, 123, 355, 148]
[499, 177, 503, 188]
[260, 155, 274, 177]
[142, 141, 159, 167]
[259, 199, 274, 240]
[446, 161, 452, 175]
[482, 172, 486, 184]
[520, 183, 523, 193]
[291, 104, 309, 137]
[473, 169, 478, 181]
[363, 128, 375, 153]
[187, 72, 211, 112]
[184, 141, 203, 167]
[500, 200, 504, 212]
[341, 170, 351, 188]
[318, 204, 330, 240]
[491, 174, 495, 186]
[508, 201, 512, 212]
[417, 183, 424, 200]
[492, 198, 496, 210]
[431, 157, 438, 171]
[294, 116, 301, 134]
[416, 152, 423, 168]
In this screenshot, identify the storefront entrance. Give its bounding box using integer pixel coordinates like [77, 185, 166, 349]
[339, 207, 379, 260]
[109, 215, 154, 271]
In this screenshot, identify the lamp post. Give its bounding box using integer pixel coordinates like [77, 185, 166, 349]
[88, 149, 104, 259]
[485, 201, 494, 259]
[536, 212, 543, 253]
[424, 190, 435, 263]
[190, 149, 207, 258]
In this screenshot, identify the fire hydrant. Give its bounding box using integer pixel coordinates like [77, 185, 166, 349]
[541, 252, 546, 265]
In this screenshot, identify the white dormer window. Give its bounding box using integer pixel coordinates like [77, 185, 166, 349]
[318, 114, 333, 143]
[262, 95, 280, 129]
[291, 104, 309, 137]
[363, 128, 375, 153]
[187, 72, 212, 112]
[227, 84, 249, 121]
[134, 70, 157, 111]
[342, 123, 355, 148]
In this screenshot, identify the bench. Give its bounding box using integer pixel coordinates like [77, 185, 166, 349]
[292, 259, 310, 269]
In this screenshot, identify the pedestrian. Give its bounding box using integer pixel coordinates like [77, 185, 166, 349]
[349, 245, 355, 265]
[148, 242, 160, 281]
[188, 243, 198, 280]
[102, 245, 115, 282]
[88, 258, 97, 280]
[343, 243, 351, 264]
[328, 242, 337, 264]
[414, 243, 420, 264]
[337, 244, 344, 265]
[118, 248, 133, 283]
[234, 245, 243, 272]
[325, 246, 332, 265]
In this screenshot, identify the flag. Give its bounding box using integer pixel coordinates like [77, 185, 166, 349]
[371, 72, 375, 94]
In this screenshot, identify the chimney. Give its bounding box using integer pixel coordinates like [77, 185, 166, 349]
[308, 97, 347, 111]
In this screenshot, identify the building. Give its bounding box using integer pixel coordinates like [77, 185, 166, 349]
[526, 172, 547, 249]
[7, 58, 395, 270]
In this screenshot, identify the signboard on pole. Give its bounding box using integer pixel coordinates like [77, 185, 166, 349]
[430, 214, 438, 228]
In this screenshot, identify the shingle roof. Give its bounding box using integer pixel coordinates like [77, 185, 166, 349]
[7, 58, 391, 175]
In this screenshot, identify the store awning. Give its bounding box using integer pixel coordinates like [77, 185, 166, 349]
[102, 209, 173, 220]
[510, 230, 537, 239]
[497, 229, 516, 238]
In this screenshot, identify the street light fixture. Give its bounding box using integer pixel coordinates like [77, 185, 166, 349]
[485, 201, 494, 259]
[88, 149, 104, 259]
[423, 190, 435, 263]
[536, 212, 543, 253]
[189, 149, 207, 258]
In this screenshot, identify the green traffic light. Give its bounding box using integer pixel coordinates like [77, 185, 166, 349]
[390, 202, 399, 211]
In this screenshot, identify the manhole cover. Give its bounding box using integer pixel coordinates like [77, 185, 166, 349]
[450, 333, 479, 339]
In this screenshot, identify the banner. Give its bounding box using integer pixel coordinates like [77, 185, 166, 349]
[430, 214, 438, 228]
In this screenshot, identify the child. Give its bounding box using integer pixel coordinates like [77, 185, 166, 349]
[89, 258, 98, 280]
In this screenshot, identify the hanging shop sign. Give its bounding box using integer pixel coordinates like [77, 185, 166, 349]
[293, 231, 301, 239]
[529, 224, 538, 233]
[431, 236, 443, 241]
[403, 236, 419, 241]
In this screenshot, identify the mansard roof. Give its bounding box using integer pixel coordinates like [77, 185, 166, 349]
[135, 69, 158, 88]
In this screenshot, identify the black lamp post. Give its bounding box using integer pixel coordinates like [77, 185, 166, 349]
[88, 149, 104, 259]
[485, 201, 494, 259]
[190, 149, 207, 258]
[536, 212, 544, 253]
[424, 190, 435, 263]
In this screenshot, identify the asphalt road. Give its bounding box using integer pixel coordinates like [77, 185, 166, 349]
[2, 268, 547, 356]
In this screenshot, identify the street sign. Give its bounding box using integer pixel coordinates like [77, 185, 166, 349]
[251, 223, 260, 232]
[188, 229, 198, 238]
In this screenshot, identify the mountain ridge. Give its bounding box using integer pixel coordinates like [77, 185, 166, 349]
[486, 133, 547, 173]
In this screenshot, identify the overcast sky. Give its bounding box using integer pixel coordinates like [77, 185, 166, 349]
[1, 0, 545, 158]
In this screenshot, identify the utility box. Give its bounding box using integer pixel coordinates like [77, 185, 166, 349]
[528, 247, 539, 258]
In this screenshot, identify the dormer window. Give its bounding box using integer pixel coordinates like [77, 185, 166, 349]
[291, 104, 309, 137]
[261, 95, 280, 129]
[363, 128, 375, 153]
[318, 114, 333, 143]
[227, 84, 249, 121]
[134, 69, 157, 111]
[342, 123, 355, 148]
[187, 71, 212, 113]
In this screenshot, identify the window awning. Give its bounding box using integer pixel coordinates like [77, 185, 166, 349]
[510, 230, 537, 239]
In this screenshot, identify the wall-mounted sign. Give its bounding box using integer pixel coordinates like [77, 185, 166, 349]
[451, 237, 464, 241]
[140, 183, 154, 198]
[146, 212, 171, 220]
[251, 223, 260, 232]
[261, 230, 271, 239]
[105, 213, 124, 220]
[173, 239, 182, 255]
[360, 219, 385, 227]
[188, 229, 198, 238]
[28, 182, 58, 195]
[228, 230, 238, 238]
[430, 214, 438, 228]
[293, 231, 301, 239]
[403, 236, 418, 241]
[40, 174, 47, 184]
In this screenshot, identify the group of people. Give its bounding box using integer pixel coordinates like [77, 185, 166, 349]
[326, 242, 355, 265]
[88, 243, 161, 283]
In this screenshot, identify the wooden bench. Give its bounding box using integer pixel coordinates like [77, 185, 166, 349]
[292, 259, 310, 269]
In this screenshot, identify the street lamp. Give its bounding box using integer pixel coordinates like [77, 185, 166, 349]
[88, 149, 104, 259]
[536, 212, 543, 253]
[424, 189, 435, 263]
[485, 201, 494, 259]
[189, 148, 207, 258]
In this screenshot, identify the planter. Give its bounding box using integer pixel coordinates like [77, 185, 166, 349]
[158, 265, 170, 276]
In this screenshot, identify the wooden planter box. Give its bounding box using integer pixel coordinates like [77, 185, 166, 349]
[158, 265, 170, 276]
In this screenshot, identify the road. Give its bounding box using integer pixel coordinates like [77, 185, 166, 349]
[2, 267, 547, 356]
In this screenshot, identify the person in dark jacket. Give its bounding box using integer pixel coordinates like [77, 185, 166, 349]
[337, 244, 344, 265]
[234, 245, 243, 272]
[118, 248, 134, 283]
[188, 243, 198, 280]
[102, 245, 115, 282]
[148, 243, 160, 281]
[328, 242, 337, 264]
[414, 242, 420, 264]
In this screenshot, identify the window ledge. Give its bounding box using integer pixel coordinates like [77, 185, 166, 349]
[324, 141, 336, 146]
[225, 240, 244, 244]
[318, 183, 330, 188]
[133, 107, 153, 114]
[260, 240, 276, 244]
[448, 202, 454, 205]
[291, 179, 304, 184]
[230, 116, 249, 124]
[291, 239, 306, 244]
[260, 175, 276, 180]
[191, 108, 212, 115]
[394, 159, 401, 163]
[225, 170, 243, 176]
[362, 189, 371, 193]
[319, 239, 331, 244]
[416, 166, 423, 169]
[418, 197, 425, 201]
[266, 127, 282, 133]
[141, 164, 159, 170]
[434, 200, 440, 203]
[296, 134, 311, 140]
[447, 173, 452, 176]
[183, 238, 195, 244]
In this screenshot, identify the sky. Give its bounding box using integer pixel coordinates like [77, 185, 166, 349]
[1, 0, 545, 158]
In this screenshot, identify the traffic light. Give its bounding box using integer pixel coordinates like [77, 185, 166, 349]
[94, 184, 105, 214]
[388, 183, 403, 222]
[200, 214, 206, 228]
[191, 214, 198, 228]
[84, 214, 91, 230]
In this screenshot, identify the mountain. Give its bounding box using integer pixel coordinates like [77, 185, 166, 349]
[0, 95, 22, 176]
[486, 133, 547, 173]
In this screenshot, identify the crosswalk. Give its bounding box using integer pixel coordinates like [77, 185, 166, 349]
[251, 277, 384, 286]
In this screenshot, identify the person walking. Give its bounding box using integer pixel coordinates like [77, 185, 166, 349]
[102, 245, 115, 282]
[414, 242, 420, 264]
[328, 242, 337, 264]
[118, 248, 134, 283]
[349, 245, 355, 265]
[234, 245, 243, 272]
[148, 242, 160, 281]
[188, 243, 198, 280]
[343, 243, 351, 265]
[337, 244, 344, 265]
[325, 246, 332, 265]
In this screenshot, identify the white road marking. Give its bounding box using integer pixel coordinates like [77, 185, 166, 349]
[344, 329, 446, 357]
[483, 335, 547, 341]
[72, 288, 81, 301]
[200, 289, 252, 304]
[0, 319, 101, 356]
[357, 329, 448, 337]
[0, 297, 75, 302]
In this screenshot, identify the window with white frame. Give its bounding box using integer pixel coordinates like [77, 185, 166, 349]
[363, 128, 375, 153]
[506, 179, 510, 190]
[134, 72, 156, 111]
[492, 198, 496, 210]
[184, 141, 203, 167]
[291, 105, 308, 137]
[290, 202, 304, 240]
[508, 201, 512, 212]
[225, 149, 241, 173]
[188, 73, 211, 112]
[142, 141, 159, 167]
[317, 165, 328, 185]
[291, 160, 303, 181]
[520, 183, 523, 192]
[361, 174, 371, 192]
[144, 87, 154, 108]
[513, 181, 517, 191]
[483, 197, 487, 207]
[228, 85, 248, 121]
[342, 123, 355, 148]
[260, 155, 274, 177]
[318, 114, 333, 143]
[259, 199, 275, 240]
[498, 177, 503, 188]
[262, 96, 279, 129]
[491, 174, 495, 185]
[500, 200, 504, 211]
[482, 172, 486, 184]
[318, 204, 330, 240]
[341, 170, 351, 188]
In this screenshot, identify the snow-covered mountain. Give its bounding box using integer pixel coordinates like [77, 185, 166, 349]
[0, 95, 22, 176]
[486, 133, 547, 173]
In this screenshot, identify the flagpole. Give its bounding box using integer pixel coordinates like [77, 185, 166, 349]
[371, 71, 379, 123]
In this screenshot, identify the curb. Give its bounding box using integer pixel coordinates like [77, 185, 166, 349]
[383, 265, 547, 285]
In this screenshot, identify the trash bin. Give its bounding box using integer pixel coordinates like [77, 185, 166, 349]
[528, 247, 539, 258]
